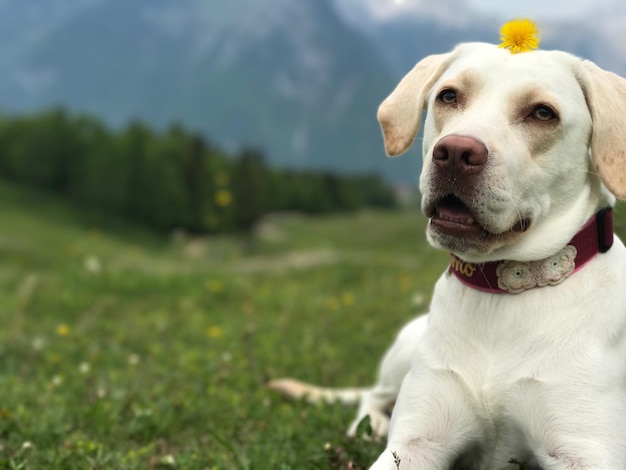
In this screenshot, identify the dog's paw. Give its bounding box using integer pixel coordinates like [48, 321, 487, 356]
[347, 410, 390, 440]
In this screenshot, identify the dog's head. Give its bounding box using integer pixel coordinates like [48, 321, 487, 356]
[379, 43, 626, 262]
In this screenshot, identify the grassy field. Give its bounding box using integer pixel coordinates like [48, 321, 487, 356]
[4, 181, 626, 469]
[0, 180, 450, 469]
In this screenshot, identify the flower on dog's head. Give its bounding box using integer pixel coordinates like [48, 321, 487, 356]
[499, 19, 540, 54]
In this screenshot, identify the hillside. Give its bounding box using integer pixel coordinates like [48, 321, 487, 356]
[2, 177, 626, 467]
[0, 178, 446, 468]
[0, 0, 412, 179]
[0, 1, 624, 182]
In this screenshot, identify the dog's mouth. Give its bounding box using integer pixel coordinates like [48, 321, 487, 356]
[426, 195, 530, 250]
[430, 195, 481, 233]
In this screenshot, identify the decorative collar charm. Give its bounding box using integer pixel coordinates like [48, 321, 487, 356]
[494, 246, 576, 293]
[499, 19, 540, 54]
[449, 209, 614, 294]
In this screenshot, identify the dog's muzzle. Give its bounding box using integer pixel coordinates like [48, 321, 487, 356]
[424, 135, 530, 252]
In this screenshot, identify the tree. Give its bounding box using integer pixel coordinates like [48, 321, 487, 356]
[234, 148, 265, 233]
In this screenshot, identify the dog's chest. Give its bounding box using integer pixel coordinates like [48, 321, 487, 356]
[420, 262, 626, 464]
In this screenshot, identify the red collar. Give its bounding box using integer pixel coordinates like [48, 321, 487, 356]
[448, 208, 613, 294]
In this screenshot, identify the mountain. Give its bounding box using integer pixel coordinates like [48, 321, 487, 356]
[0, 0, 623, 183]
[0, 0, 420, 181]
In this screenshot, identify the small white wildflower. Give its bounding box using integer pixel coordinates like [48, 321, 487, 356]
[84, 255, 102, 274]
[111, 388, 126, 401]
[161, 454, 176, 466]
[21, 441, 33, 451]
[221, 351, 232, 363]
[79, 362, 90, 374]
[31, 337, 46, 351]
[127, 353, 140, 366]
[411, 292, 425, 307]
[51, 375, 63, 387]
[134, 407, 153, 418]
[97, 388, 107, 399]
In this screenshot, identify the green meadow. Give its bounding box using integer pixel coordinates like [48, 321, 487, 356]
[0, 179, 446, 469]
[2, 180, 626, 469]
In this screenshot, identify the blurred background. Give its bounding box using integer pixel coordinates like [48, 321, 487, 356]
[2, 1, 626, 468]
[1, 0, 624, 234]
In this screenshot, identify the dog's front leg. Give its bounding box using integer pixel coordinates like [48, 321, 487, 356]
[370, 366, 488, 470]
[348, 315, 429, 439]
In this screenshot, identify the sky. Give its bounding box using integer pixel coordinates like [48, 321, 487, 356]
[467, 0, 616, 20]
[334, 0, 626, 75]
[350, 0, 620, 22]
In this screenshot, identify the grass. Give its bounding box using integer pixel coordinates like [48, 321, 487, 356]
[3, 181, 626, 469]
[0, 180, 449, 469]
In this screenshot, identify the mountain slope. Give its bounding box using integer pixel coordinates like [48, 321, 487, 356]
[0, 0, 623, 184]
[0, 0, 422, 181]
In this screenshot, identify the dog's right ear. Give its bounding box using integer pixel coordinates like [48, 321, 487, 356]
[377, 53, 452, 157]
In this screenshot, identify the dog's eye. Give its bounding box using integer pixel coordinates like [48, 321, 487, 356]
[531, 105, 557, 121]
[438, 89, 457, 104]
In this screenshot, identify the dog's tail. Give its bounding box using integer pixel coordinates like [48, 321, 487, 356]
[267, 378, 366, 405]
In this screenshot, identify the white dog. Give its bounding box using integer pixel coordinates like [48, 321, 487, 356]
[271, 41, 626, 469]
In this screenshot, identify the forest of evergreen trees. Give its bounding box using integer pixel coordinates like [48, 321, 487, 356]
[0, 109, 397, 234]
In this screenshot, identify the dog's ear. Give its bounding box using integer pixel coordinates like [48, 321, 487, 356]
[378, 53, 452, 157]
[579, 60, 626, 199]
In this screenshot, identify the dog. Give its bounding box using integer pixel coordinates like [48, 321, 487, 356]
[270, 41, 626, 469]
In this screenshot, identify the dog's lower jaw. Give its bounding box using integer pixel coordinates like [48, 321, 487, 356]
[423, 193, 531, 257]
[426, 218, 529, 257]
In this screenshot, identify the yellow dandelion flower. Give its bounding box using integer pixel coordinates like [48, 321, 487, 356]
[207, 325, 223, 338]
[399, 273, 412, 290]
[56, 324, 70, 336]
[341, 293, 355, 307]
[215, 189, 232, 207]
[499, 19, 540, 54]
[207, 279, 223, 293]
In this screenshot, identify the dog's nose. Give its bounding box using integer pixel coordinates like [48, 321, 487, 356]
[432, 135, 488, 175]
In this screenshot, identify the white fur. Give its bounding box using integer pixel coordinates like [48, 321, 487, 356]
[271, 43, 626, 469]
[373, 43, 626, 470]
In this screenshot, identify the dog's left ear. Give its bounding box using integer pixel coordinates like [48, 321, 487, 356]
[378, 52, 452, 157]
[579, 60, 626, 199]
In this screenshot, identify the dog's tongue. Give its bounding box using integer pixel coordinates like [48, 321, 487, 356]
[436, 197, 476, 226]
